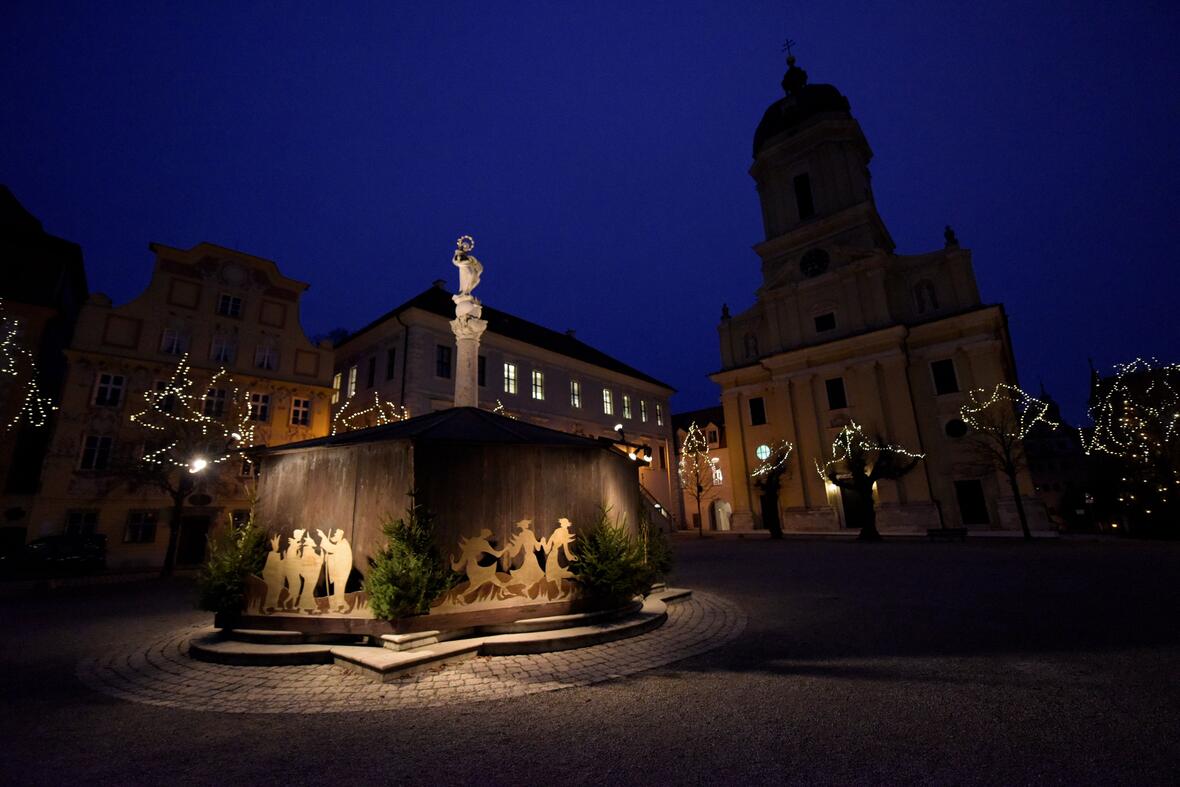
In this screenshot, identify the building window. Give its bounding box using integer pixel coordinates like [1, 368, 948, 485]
[640, 400, 648, 422]
[347, 366, 358, 398]
[65, 510, 98, 536]
[366, 356, 377, 388]
[153, 380, 177, 413]
[249, 393, 270, 422]
[331, 372, 342, 404]
[385, 348, 397, 381]
[124, 511, 158, 543]
[216, 293, 243, 318]
[954, 479, 990, 525]
[656, 403, 664, 426]
[160, 329, 187, 355]
[570, 380, 582, 408]
[814, 312, 836, 333]
[93, 373, 125, 407]
[749, 397, 767, 426]
[210, 335, 235, 364]
[602, 389, 614, 415]
[624, 394, 635, 420]
[755, 444, 771, 461]
[240, 458, 257, 478]
[504, 363, 517, 394]
[712, 462, 724, 486]
[478, 356, 486, 387]
[254, 343, 278, 371]
[531, 370, 545, 400]
[914, 279, 939, 314]
[743, 333, 759, 360]
[931, 359, 960, 395]
[825, 377, 848, 410]
[204, 388, 226, 418]
[707, 428, 719, 445]
[436, 345, 452, 379]
[794, 173, 815, 220]
[291, 398, 311, 426]
[78, 435, 113, 470]
[658, 445, 666, 469]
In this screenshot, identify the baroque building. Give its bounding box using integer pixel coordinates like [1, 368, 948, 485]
[27, 242, 334, 568]
[332, 282, 678, 520]
[711, 56, 1048, 534]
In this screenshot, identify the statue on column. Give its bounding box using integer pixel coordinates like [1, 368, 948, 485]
[453, 235, 483, 298]
[450, 235, 489, 407]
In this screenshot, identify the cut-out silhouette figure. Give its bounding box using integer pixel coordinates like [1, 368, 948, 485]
[261, 535, 284, 611]
[282, 530, 305, 609]
[451, 528, 506, 601]
[316, 528, 353, 613]
[505, 519, 545, 596]
[543, 518, 577, 583]
[295, 534, 324, 612]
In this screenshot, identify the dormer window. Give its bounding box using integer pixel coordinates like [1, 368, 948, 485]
[914, 279, 939, 314]
[743, 333, 759, 360]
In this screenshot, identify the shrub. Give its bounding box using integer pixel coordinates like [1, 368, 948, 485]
[366, 500, 458, 620]
[571, 509, 654, 607]
[638, 510, 673, 580]
[197, 508, 268, 615]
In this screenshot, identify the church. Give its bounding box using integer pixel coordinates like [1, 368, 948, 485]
[710, 55, 1049, 535]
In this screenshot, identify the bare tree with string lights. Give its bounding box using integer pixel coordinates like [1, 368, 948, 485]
[959, 383, 1058, 540]
[816, 422, 924, 541]
[121, 354, 255, 575]
[750, 439, 793, 540]
[0, 298, 56, 431]
[678, 421, 715, 537]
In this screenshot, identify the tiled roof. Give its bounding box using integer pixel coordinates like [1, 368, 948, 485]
[342, 284, 674, 391]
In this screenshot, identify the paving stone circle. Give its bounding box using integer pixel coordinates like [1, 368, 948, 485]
[76, 591, 745, 714]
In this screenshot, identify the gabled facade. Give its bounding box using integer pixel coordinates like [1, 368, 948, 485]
[27, 242, 334, 568]
[711, 57, 1049, 535]
[332, 283, 678, 519]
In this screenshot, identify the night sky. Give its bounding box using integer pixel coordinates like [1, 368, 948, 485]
[3, 2, 1178, 423]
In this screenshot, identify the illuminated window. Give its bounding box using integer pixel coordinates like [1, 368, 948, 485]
[602, 389, 614, 415]
[291, 398, 311, 426]
[570, 380, 581, 408]
[331, 372, 342, 404]
[204, 388, 226, 417]
[707, 428, 719, 445]
[755, 444, 771, 461]
[216, 293, 242, 318]
[656, 403, 663, 426]
[347, 366, 357, 398]
[640, 400, 648, 422]
[124, 511, 158, 543]
[504, 363, 517, 394]
[249, 393, 270, 422]
[531, 370, 545, 400]
[78, 435, 113, 470]
[93, 373, 124, 407]
[623, 394, 632, 419]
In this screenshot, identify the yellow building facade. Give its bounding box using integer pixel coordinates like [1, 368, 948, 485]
[712, 57, 1048, 535]
[28, 242, 334, 568]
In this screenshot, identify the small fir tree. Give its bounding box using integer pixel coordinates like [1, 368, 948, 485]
[197, 507, 268, 615]
[571, 509, 653, 607]
[365, 499, 458, 619]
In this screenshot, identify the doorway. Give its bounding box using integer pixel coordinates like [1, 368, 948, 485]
[840, 486, 867, 529]
[177, 515, 211, 565]
[759, 491, 780, 534]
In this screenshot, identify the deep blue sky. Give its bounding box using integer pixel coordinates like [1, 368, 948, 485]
[3, 2, 1178, 423]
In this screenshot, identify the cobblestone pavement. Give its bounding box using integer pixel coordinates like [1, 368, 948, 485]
[76, 591, 745, 713]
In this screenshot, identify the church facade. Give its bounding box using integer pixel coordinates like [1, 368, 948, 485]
[711, 57, 1048, 535]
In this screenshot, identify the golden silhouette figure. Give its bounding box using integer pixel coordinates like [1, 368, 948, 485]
[295, 534, 324, 612]
[504, 519, 545, 597]
[449, 528, 507, 603]
[282, 530, 305, 610]
[316, 528, 353, 613]
[543, 518, 577, 583]
[261, 535, 284, 612]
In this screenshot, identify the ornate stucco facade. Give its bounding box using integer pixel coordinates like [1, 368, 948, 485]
[711, 57, 1049, 535]
[27, 242, 334, 568]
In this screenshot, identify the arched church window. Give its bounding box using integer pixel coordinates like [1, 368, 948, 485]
[914, 279, 939, 314]
[743, 333, 759, 360]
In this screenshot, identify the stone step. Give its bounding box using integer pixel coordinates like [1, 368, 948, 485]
[651, 587, 693, 604]
[332, 640, 482, 682]
[477, 597, 667, 656]
[188, 629, 335, 666]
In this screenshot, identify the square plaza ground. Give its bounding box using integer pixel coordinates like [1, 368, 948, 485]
[1, 537, 1177, 785]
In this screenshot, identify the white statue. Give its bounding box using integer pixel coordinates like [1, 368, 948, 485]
[715, 499, 733, 532]
[453, 235, 483, 298]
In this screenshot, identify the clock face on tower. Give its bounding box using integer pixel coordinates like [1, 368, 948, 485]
[800, 248, 830, 277]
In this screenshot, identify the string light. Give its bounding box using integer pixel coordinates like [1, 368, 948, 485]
[491, 399, 517, 420]
[815, 421, 925, 483]
[330, 390, 409, 435]
[127, 353, 254, 471]
[751, 439, 795, 479]
[679, 421, 714, 492]
[959, 383, 1059, 438]
[0, 298, 58, 430]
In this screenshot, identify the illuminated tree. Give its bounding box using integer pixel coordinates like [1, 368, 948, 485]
[678, 422, 715, 537]
[959, 384, 1058, 540]
[750, 439, 794, 540]
[0, 298, 56, 431]
[331, 390, 409, 435]
[816, 422, 923, 541]
[125, 355, 254, 575]
[1082, 358, 1180, 534]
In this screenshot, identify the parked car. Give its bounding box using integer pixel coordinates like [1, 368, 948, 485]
[0, 534, 107, 574]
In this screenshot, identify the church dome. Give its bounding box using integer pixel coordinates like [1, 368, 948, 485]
[753, 57, 852, 157]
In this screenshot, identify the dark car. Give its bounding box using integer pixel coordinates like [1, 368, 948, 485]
[0, 534, 107, 575]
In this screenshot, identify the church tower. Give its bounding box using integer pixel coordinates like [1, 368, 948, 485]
[708, 53, 1048, 537]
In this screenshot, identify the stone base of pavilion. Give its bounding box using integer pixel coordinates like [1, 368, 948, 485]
[189, 586, 691, 682]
